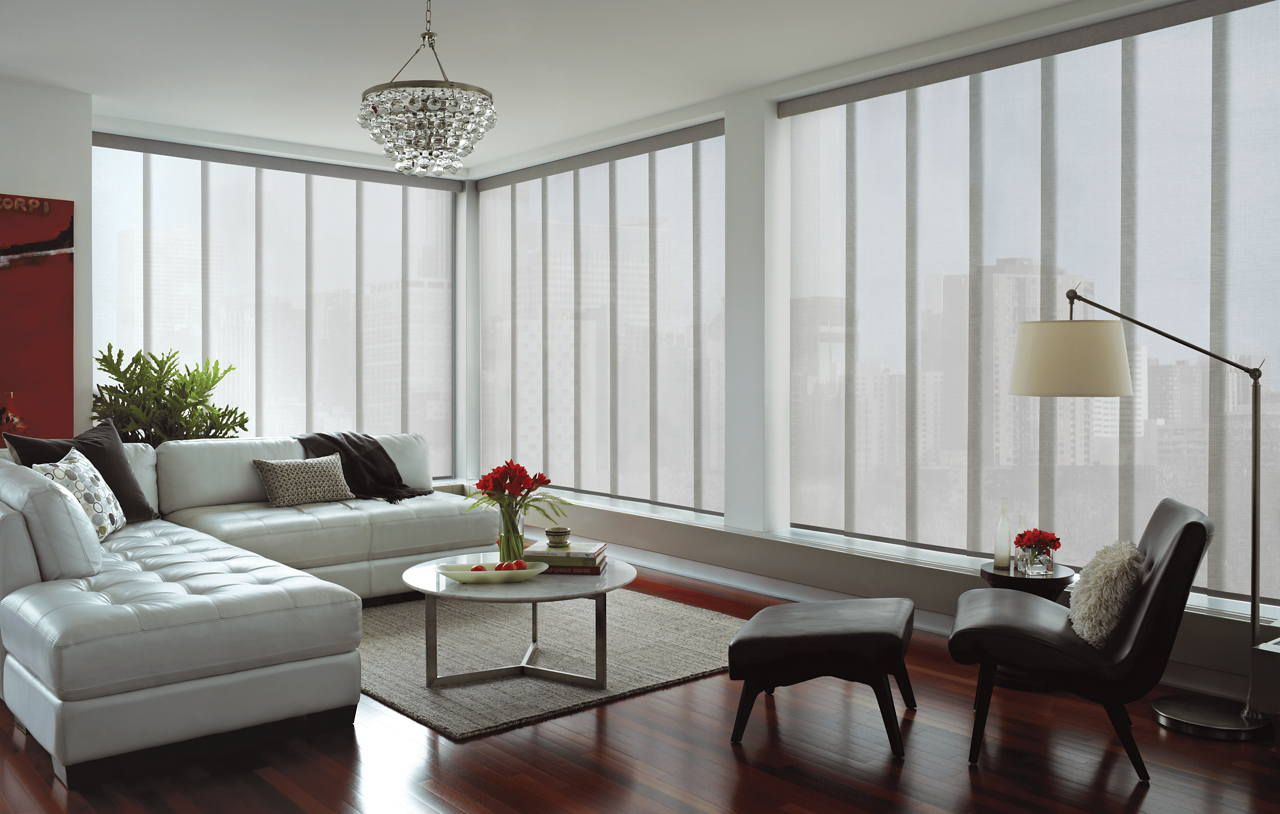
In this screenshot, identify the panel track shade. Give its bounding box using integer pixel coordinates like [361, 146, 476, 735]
[1009, 320, 1134, 397]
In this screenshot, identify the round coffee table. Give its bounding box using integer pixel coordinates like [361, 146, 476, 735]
[403, 553, 637, 690]
[979, 561, 1078, 690]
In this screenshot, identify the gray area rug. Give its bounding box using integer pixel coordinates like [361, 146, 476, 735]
[359, 590, 742, 740]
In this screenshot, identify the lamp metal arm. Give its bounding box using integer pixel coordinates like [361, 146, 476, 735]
[1066, 289, 1262, 380]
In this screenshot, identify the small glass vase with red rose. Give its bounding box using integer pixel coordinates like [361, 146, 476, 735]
[1014, 528, 1060, 576]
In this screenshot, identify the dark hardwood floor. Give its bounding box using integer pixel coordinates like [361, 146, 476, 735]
[1, 567, 1276, 813]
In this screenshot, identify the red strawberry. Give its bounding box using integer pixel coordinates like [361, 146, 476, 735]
[470, 565, 486, 572]
[513, 560, 527, 570]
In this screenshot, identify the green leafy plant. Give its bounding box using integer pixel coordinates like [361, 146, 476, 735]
[92, 345, 250, 447]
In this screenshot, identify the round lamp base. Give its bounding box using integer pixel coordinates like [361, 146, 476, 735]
[1152, 693, 1274, 741]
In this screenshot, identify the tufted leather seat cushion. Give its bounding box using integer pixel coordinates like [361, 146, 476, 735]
[0, 520, 362, 702]
[167, 493, 498, 569]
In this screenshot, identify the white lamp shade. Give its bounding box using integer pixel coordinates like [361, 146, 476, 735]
[1009, 320, 1134, 397]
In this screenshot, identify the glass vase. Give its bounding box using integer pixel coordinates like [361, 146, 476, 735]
[1015, 546, 1053, 576]
[498, 505, 525, 563]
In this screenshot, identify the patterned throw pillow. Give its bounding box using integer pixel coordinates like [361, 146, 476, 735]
[32, 448, 126, 542]
[252, 453, 356, 508]
[1069, 539, 1144, 649]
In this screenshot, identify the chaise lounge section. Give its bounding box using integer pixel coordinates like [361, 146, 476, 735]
[0, 431, 498, 786]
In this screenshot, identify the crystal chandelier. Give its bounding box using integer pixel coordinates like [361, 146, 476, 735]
[357, 0, 495, 177]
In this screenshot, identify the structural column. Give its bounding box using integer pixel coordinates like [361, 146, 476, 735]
[723, 93, 790, 533]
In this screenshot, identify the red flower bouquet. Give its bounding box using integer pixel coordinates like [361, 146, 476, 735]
[1013, 528, 1061, 554]
[1013, 528, 1060, 575]
[466, 460, 569, 562]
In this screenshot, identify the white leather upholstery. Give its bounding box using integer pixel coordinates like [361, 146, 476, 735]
[157, 437, 304, 515]
[5, 650, 360, 771]
[0, 464, 102, 580]
[374, 433, 432, 489]
[0, 519, 361, 702]
[168, 493, 496, 569]
[120, 443, 159, 513]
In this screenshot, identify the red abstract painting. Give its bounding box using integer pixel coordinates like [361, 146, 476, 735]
[0, 194, 74, 444]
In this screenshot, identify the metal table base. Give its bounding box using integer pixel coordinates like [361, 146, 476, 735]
[425, 593, 608, 690]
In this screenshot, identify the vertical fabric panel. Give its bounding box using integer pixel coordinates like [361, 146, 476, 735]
[648, 153, 659, 503]
[514, 180, 544, 472]
[404, 186, 456, 474]
[982, 61, 1041, 536]
[359, 181, 404, 435]
[654, 145, 695, 506]
[1131, 19, 1212, 579]
[479, 186, 513, 469]
[789, 108, 846, 531]
[697, 137, 727, 514]
[1218, 3, 1280, 600]
[91, 147, 144, 384]
[1119, 37, 1139, 544]
[966, 73, 986, 552]
[904, 89, 920, 543]
[147, 154, 203, 361]
[258, 170, 307, 436]
[1038, 56, 1058, 536]
[545, 173, 576, 488]
[615, 155, 651, 501]
[205, 162, 258, 436]
[1052, 40, 1123, 558]
[577, 164, 611, 493]
[309, 175, 357, 432]
[854, 93, 907, 541]
[914, 78, 969, 550]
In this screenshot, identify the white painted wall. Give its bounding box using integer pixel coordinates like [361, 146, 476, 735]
[0, 77, 93, 434]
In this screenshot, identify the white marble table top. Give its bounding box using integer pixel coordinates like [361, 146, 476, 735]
[403, 552, 637, 603]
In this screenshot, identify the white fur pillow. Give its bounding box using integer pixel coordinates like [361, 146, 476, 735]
[1069, 540, 1144, 649]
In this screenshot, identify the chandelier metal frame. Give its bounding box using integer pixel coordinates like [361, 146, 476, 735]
[358, 0, 496, 177]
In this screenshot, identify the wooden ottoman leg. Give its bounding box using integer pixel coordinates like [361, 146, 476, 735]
[893, 662, 917, 710]
[870, 674, 905, 758]
[968, 662, 997, 764]
[731, 680, 765, 743]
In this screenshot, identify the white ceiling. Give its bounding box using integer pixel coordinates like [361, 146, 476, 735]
[4, 0, 1128, 174]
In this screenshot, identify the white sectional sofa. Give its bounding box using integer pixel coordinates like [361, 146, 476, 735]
[0, 433, 497, 786]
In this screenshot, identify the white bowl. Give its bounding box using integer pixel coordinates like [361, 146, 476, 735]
[436, 561, 548, 584]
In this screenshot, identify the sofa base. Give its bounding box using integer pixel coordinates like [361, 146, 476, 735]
[5, 650, 361, 787]
[47, 702, 358, 788]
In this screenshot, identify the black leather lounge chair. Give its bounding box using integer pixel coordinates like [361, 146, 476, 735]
[949, 498, 1213, 782]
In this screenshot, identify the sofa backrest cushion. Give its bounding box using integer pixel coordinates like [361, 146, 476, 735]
[122, 443, 159, 513]
[0, 464, 102, 580]
[158, 437, 304, 515]
[374, 433, 433, 490]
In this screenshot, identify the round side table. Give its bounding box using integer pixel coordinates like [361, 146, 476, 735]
[978, 561, 1078, 691]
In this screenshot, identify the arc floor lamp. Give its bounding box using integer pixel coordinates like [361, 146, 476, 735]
[1009, 288, 1272, 741]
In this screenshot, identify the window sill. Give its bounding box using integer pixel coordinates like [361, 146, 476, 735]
[540, 487, 1279, 631]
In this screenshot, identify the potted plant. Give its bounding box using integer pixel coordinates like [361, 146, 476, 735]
[91, 345, 250, 447]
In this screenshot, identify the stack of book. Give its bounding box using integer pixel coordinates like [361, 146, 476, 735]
[522, 539, 607, 574]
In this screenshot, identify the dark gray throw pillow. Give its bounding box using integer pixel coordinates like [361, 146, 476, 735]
[3, 419, 159, 523]
[252, 454, 356, 508]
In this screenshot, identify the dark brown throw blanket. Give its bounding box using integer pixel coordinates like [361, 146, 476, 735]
[297, 432, 433, 504]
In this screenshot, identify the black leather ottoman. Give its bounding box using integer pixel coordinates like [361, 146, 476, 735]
[727, 598, 917, 756]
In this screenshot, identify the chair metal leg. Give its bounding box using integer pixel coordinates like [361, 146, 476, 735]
[731, 680, 764, 743]
[1121, 704, 1132, 727]
[968, 663, 997, 764]
[1104, 702, 1149, 782]
[893, 662, 917, 710]
[870, 674, 905, 758]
